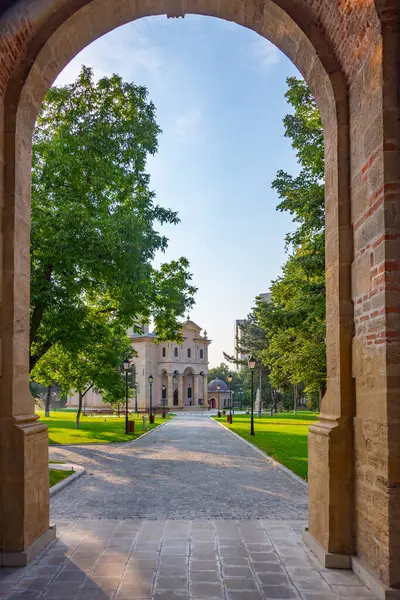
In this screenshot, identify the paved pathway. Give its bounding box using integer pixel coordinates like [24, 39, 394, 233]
[49, 416, 308, 520]
[0, 520, 375, 599]
[0, 416, 377, 599]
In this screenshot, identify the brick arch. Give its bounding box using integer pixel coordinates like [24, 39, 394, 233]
[0, 0, 399, 594]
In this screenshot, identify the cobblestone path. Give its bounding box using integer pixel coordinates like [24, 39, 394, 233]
[50, 416, 308, 520]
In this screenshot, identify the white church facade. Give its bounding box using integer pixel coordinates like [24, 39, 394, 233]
[68, 320, 211, 411]
[131, 320, 211, 411]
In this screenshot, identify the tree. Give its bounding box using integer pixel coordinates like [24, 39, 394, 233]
[30, 66, 196, 372]
[224, 301, 273, 414]
[255, 77, 326, 399]
[31, 313, 132, 428]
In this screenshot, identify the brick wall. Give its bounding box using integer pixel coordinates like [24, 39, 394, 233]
[0, 0, 399, 588]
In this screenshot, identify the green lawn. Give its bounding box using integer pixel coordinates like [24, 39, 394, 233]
[37, 410, 169, 445]
[215, 411, 318, 480]
[49, 468, 74, 487]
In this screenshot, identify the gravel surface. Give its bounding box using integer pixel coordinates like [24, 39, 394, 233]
[50, 415, 308, 520]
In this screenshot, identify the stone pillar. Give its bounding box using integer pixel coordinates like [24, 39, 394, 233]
[193, 375, 199, 405]
[0, 106, 55, 565]
[304, 70, 354, 565]
[167, 375, 173, 408]
[178, 375, 184, 408]
[203, 376, 208, 407]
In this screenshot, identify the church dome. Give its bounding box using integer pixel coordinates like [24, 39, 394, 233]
[207, 379, 229, 393]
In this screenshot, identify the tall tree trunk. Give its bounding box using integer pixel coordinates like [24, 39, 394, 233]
[293, 384, 298, 414]
[76, 392, 83, 429]
[45, 385, 52, 417]
[76, 384, 93, 428]
[258, 369, 262, 418]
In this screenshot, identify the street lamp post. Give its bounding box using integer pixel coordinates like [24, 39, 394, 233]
[227, 375, 233, 423]
[148, 375, 154, 424]
[122, 358, 130, 434]
[216, 384, 221, 418]
[162, 384, 167, 418]
[248, 356, 256, 436]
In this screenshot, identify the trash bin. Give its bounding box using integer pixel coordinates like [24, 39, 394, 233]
[127, 420, 135, 434]
[226, 415, 232, 424]
[149, 414, 155, 424]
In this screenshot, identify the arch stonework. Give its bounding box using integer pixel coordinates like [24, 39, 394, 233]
[0, 0, 399, 593]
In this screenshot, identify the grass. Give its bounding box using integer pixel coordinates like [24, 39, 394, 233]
[214, 411, 318, 480]
[37, 409, 169, 445]
[49, 468, 74, 487]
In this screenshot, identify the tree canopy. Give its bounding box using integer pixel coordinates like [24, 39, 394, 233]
[254, 77, 326, 397]
[31, 312, 132, 426]
[30, 66, 196, 372]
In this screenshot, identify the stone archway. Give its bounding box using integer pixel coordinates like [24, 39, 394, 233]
[0, 0, 399, 593]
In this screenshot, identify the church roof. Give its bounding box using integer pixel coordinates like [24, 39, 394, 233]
[182, 319, 202, 331]
[131, 332, 156, 339]
[208, 379, 229, 393]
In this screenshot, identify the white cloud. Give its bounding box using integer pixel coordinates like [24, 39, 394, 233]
[55, 20, 164, 87]
[249, 37, 280, 71]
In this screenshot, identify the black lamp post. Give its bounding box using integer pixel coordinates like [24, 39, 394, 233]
[217, 384, 221, 418]
[122, 358, 130, 434]
[248, 356, 256, 436]
[134, 384, 138, 414]
[227, 375, 233, 422]
[148, 375, 154, 423]
[162, 384, 166, 418]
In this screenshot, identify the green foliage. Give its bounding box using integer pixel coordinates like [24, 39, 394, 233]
[255, 77, 326, 396]
[49, 469, 74, 488]
[30, 66, 196, 372]
[207, 363, 248, 404]
[31, 312, 132, 426]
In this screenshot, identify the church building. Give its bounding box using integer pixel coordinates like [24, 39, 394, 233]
[68, 320, 211, 411]
[132, 320, 210, 411]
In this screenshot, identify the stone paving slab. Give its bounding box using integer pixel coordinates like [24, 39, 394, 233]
[0, 520, 376, 599]
[0, 417, 377, 598]
[49, 416, 308, 520]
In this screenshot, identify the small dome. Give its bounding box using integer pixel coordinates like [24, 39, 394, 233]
[207, 379, 229, 393]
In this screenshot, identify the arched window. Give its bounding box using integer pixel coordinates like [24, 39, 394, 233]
[200, 349, 203, 359]
[187, 348, 191, 358]
[188, 387, 192, 398]
[162, 347, 166, 358]
[174, 347, 178, 358]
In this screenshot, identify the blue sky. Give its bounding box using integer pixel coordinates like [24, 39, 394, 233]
[55, 15, 301, 367]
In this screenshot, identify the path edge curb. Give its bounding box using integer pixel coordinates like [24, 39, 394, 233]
[50, 464, 86, 497]
[214, 418, 308, 489]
